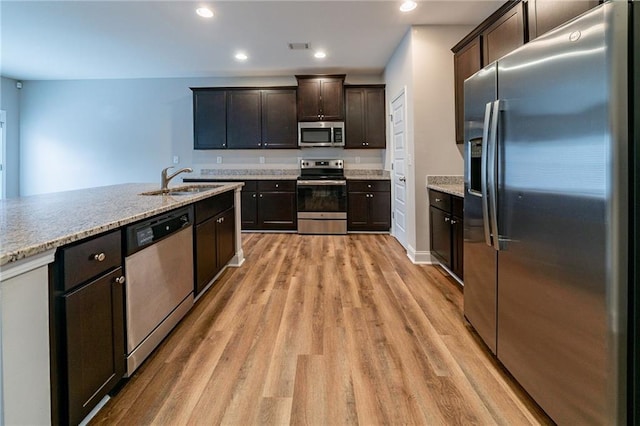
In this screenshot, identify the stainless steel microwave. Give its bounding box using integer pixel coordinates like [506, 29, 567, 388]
[298, 122, 345, 147]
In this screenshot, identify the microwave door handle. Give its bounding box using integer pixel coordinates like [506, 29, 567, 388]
[481, 102, 493, 248]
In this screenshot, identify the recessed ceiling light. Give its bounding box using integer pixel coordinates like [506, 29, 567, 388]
[314, 51, 327, 59]
[235, 52, 248, 61]
[399, 1, 417, 12]
[196, 7, 214, 18]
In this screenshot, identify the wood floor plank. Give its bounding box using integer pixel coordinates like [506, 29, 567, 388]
[90, 233, 552, 426]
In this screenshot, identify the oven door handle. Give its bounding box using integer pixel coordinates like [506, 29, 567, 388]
[297, 180, 347, 186]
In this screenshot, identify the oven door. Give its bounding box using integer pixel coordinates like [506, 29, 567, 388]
[297, 180, 347, 213]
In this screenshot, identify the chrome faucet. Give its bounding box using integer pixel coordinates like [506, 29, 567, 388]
[161, 166, 193, 192]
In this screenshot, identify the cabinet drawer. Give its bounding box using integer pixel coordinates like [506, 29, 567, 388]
[348, 179, 391, 192]
[258, 180, 296, 192]
[429, 189, 451, 212]
[452, 195, 463, 218]
[195, 191, 234, 224]
[61, 230, 122, 292]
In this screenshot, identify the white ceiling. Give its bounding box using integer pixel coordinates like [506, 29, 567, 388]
[0, 0, 503, 81]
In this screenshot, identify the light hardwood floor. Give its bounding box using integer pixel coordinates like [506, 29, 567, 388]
[91, 233, 552, 425]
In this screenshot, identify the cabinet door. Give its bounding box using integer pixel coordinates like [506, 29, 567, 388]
[453, 37, 481, 144]
[227, 90, 262, 149]
[347, 191, 369, 230]
[262, 89, 297, 149]
[345, 88, 365, 148]
[297, 79, 322, 121]
[241, 190, 258, 230]
[483, 2, 525, 65]
[258, 191, 297, 230]
[369, 191, 391, 230]
[364, 88, 386, 148]
[193, 90, 227, 149]
[430, 206, 452, 268]
[320, 78, 345, 120]
[528, 0, 599, 40]
[195, 218, 218, 295]
[216, 208, 236, 268]
[64, 268, 125, 425]
[452, 214, 464, 280]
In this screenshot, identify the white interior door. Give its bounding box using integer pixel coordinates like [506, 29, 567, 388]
[0, 110, 6, 200]
[391, 90, 407, 248]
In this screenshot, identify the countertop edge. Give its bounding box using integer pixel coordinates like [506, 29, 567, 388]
[427, 183, 464, 198]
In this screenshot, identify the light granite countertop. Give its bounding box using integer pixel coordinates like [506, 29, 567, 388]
[0, 182, 242, 266]
[185, 169, 391, 181]
[427, 176, 464, 198]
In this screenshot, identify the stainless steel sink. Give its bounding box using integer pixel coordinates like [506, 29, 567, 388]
[140, 185, 223, 196]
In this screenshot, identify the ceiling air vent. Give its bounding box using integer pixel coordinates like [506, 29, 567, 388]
[288, 42, 310, 50]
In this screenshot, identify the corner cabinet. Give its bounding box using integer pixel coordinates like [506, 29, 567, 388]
[49, 230, 125, 425]
[296, 75, 345, 121]
[191, 87, 297, 150]
[345, 85, 386, 149]
[347, 180, 391, 232]
[429, 189, 463, 280]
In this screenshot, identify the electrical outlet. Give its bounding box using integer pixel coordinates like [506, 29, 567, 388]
[355, 156, 361, 164]
[173, 155, 179, 164]
[259, 156, 265, 164]
[216, 156, 222, 164]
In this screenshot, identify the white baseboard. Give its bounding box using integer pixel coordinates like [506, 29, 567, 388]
[406, 246, 435, 264]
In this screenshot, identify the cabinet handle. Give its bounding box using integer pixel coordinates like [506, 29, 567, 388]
[222, 144, 226, 147]
[252, 194, 256, 198]
[435, 198, 442, 202]
[367, 184, 372, 188]
[450, 219, 457, 225]
[370, 193, 374, 198]
[260, 194, 263, 198]
[275, 184, 279, 188]
[115, 276, 126, 284]
[93, 252, 106, 262]
[444, 217, 450, 223]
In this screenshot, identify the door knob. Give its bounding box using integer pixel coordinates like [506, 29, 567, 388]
[399, 176, 406, 183]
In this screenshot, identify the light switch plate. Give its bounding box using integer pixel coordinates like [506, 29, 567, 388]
[173, 155, 179, 164]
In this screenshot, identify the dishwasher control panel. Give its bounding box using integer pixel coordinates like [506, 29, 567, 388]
[126, 206, 192, 255]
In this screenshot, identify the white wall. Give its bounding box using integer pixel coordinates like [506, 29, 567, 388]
[384, 25, 472, 259]
[0, 77, 21, 198]
[18, 74, 384, 196]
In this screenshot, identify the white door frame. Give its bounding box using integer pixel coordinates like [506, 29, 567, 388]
[390, 88, 408, 250]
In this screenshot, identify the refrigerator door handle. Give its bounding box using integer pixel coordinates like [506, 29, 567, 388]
[481, 102, 493, 247]
[487, 99, 501, 251]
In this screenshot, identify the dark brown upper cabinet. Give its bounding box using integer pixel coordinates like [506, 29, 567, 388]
[191, 87, 297, 150]
[227, 90, 262, 149]
[345, 85, 387, 149]
[482, 1, 525, 65]
[261, 89, 298, 149]
[296, 75, 345, 121]
[453, 37, 482, 145]
[193, 89, 227, 149]
[528, 0, 600, 40]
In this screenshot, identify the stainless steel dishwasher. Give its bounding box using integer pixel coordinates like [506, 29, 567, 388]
[124, 206, 194, 376]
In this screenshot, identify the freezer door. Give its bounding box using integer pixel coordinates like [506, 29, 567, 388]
[463, 63, 498, 353]
[495, 3, 627, 425]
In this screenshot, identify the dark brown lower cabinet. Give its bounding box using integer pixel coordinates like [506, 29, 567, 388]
[50, 230, 125, 425]
[194, 192, 236, 296]
[63, 268, 125, 425]
[429, 189, 463, 281]
[347, 180, 391, 232]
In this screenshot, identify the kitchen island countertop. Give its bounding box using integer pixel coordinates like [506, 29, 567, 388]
[0, 182, 242, 266]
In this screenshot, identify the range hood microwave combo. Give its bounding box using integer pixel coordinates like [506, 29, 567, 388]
[298, 121, 345, 147]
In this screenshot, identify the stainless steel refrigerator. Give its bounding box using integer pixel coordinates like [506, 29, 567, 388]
[463, 2, 631, 424]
